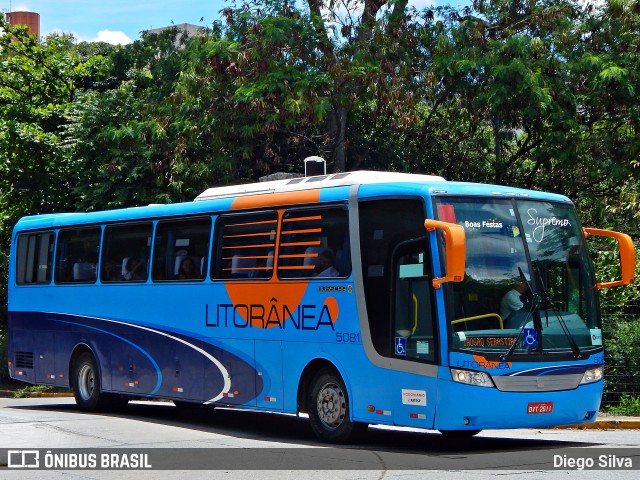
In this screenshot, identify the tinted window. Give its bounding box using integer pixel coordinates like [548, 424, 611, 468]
[16, 232, 55, 285]
[278, 207, 350, 279]
[101, 223, 153, 282]
[55, 228, 101, 284]
[153, 218, 211, 281]
[213, 212, 277, 280]
[359, 199, 428, 357]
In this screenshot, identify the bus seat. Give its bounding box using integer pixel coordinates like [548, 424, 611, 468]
[72, 262, 96, 281]
[121, 257, 130, 278]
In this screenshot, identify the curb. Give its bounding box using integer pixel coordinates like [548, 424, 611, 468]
[0, 389, 73, 398]
[551, 417, 640, 430]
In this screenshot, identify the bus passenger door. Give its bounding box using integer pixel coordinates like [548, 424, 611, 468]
[391, 238, 438, 428]
[254, 340, 283, 410]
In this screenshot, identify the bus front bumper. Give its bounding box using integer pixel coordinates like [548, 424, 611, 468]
[434, 378, 602, 431]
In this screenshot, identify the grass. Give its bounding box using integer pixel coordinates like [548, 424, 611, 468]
[0, 379, 71, 398]
[606, 394, 640, 417]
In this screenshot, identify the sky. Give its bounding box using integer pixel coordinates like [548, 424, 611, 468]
[1, 0, 462, 45]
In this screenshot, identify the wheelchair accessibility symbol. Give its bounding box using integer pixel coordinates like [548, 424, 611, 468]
[523, 328, 538, 347]
[395, 337, 407, 356]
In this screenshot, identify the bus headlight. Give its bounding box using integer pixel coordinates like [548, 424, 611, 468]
[580, 366, 604, 385]
[450, 368, 494, 388]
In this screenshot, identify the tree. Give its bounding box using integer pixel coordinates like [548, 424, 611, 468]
[0, 15, 113, 330]
[180, 0, 431, 173]
[68, 27, 202, 210]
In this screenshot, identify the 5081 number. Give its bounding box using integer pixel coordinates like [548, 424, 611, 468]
[336, 332, 361, 343]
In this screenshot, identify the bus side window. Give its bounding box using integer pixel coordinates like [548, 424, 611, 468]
[278, 206, 350, 279]
[16, 231, 55, 285]
[54, 228, 101, 284]
[153, 217, 211, 282]
[101, 223, 153, 283]
[213, 212, 277, 280]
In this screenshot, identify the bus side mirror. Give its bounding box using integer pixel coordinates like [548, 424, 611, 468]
[424, 219, 466, 289]
[583, 227, 636, 289]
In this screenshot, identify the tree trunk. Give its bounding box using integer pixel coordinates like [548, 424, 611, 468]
[327, 104, 347, 172]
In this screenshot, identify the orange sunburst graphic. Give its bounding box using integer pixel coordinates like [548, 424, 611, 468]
[224, 280, 311, 328]
[223, 189, 338, 328]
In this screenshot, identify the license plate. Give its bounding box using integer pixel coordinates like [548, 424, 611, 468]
[527, 402, 554, 414]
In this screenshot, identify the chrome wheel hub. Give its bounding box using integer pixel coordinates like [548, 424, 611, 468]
[78, 364, 95, 401]
[317, 382, 345, 429]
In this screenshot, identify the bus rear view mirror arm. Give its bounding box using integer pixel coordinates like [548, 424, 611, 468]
[583, 227, 636, 289]
[424, 219, 466, 289]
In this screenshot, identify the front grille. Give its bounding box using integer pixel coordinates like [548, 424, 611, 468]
[493, 373, 583, 392]
[14, 351, 34, 369]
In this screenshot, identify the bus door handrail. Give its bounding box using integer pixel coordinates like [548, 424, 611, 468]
[451, 313, 504, 330]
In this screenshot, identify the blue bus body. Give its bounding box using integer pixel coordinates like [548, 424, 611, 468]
[8, 172, 624, 440]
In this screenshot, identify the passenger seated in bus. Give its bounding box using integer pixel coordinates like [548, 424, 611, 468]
[178, 257, 199, 280]
[122, 257, 145, 281]
[500, 279, 528, 327]
[315, 249, 340, 277]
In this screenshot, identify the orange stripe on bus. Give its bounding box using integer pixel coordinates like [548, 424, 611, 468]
[223, 231, 275, 239]
[279, 241, 321, 247]
[222, 243, 275, 250]
[231, 190, 320, 210]
[222, 255, 274, 261]
[226, 219, 278, 228]
[223, 267, 273, 271]
[278, 253, 318, 259]
[280, 228, 322, 235]
[282, 215, 322, 223]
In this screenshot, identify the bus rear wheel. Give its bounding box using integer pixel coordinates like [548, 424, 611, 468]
[72, 352, 127, 411]
[308, 368, 367, 443]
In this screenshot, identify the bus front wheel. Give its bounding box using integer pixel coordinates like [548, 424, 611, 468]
[72, 352, 126, 411]
[308, 368, 367, 443]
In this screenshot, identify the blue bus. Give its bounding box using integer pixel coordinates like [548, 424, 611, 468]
[7, 171, 635, 442]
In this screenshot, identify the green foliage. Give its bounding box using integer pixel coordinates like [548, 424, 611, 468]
[1, 16, 109, 332]
[602, 315, 640, 407]
[606, 394, 640, 416]
[0, 330, 7, 381]
[12, 384, 63, 398]
[2, 3, 640, 405]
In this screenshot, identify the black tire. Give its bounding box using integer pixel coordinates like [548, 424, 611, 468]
[439, 429, 482, 438]
[72, 352, 127, 411]
[308, 368, 368, 443]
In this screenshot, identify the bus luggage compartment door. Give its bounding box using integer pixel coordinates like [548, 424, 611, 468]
[254, 340, 283, 410]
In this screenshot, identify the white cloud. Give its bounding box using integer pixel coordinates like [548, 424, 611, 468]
[408, 0, 436, 9]
[10, 4, 31, 12]
[94, 29, 131, 45]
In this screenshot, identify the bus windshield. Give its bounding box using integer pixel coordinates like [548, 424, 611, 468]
[436, 197, 600, 357]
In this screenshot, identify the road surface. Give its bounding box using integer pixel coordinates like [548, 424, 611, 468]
[0, 397, 638, 479]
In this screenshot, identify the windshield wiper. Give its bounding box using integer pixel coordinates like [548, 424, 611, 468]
[533, 265, 582, 359]
[500, 267, 540, 361]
